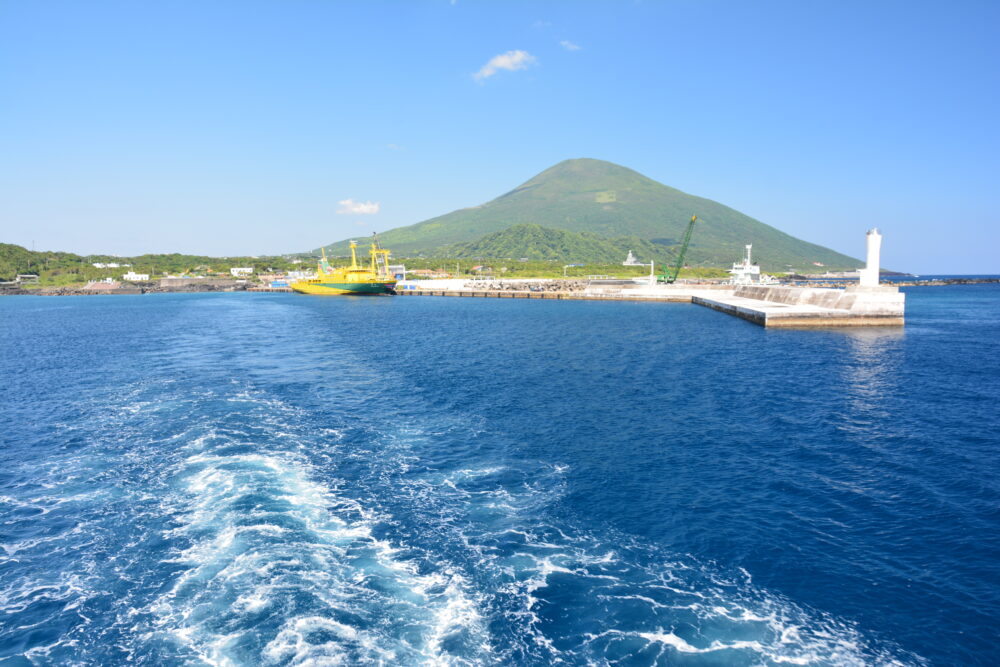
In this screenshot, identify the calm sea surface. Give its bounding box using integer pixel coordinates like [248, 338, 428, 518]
[1, 286, 998, 665]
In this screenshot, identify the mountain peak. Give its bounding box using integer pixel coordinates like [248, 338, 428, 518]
[493, 158, 663, 206]
[320, 159, 860, 270]
[522, 158, 655, 188]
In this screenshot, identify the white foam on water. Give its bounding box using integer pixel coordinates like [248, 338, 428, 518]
[395, 458, 924, 666]
[0, 573, 90, 615]
[263, 616, 391, 666]
[138, 419, 489, 666]
[414, 570, 488, 666]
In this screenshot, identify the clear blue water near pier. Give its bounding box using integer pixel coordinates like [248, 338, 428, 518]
[1, 285, 998, 665]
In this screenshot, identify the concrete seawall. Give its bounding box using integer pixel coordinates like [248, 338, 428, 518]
[693, 285, 904, 327]
[734, 285, 905, 316]
[398, 289, 693, 302]
[9, 281, 903, 327]
[400, 283, 905, 327]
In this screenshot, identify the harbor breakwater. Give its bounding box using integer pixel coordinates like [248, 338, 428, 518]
[399, 283, 906, 327]
[0, 282, 906, 327]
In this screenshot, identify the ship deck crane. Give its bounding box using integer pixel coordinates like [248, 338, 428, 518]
[657, 215, 698, 283]
[370, 233, 391, 279]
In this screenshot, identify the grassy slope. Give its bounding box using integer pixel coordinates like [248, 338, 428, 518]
[442, 224, 671, 264]
[321, 158, 861, 271]
[400, 256, 730, 281]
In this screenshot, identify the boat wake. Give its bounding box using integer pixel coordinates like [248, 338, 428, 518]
[391, 462, 918, 666]
[1, 351, 922, 666]
[126, 392, 490, 665]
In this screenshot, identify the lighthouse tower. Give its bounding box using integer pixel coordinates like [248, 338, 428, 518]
[859, 228, 882, 287]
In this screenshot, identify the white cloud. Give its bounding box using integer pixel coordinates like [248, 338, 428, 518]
[337, 199, 380, 215]
[474, 50, 537, 82]
[560, 40, 581, 51]
[386, 143, 404, 151]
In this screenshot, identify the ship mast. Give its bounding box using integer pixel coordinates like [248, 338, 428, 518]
[349, 241, 359, 269]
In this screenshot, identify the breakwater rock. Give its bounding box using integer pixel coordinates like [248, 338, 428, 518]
[781, 277, 999, 288]
[468, 280, 589, 292]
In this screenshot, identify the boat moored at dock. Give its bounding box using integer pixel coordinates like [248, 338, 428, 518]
[291, 235, 396, 295]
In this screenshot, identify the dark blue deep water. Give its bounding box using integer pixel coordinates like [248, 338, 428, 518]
[2, 286, 998, 665]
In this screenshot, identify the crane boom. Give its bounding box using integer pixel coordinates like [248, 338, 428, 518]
[658, 215, 698, 283]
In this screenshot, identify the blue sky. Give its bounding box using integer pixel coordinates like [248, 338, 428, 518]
[2, 0, 997, 272]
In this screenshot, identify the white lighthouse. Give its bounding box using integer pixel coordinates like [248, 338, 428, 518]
[859, 228, 882, 287]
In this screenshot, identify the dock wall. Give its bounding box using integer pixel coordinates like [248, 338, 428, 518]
[734, 285, 905, 318]
[391, 284, 906, 328]
[398, 290, 692, 302]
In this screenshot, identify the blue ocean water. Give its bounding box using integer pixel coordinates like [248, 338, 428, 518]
[1, 286, 998, 666]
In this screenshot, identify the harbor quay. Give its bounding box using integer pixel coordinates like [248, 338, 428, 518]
[397, 230, 906, 327]
[0, 231, 933, 327]
[397, 282, 905, 327]
[690, 284, 904, 327]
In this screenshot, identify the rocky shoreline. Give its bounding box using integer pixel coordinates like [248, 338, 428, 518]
[0, 283, 250, 296]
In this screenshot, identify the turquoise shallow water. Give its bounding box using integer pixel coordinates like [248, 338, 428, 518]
[1, 286, 998, 665]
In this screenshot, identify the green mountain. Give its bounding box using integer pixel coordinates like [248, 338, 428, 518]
[320, 158, 861, 270]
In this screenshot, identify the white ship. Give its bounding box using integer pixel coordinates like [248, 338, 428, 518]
[728, 244, 777, 286]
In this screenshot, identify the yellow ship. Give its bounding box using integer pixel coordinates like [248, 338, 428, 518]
[290, 235, 397, 295]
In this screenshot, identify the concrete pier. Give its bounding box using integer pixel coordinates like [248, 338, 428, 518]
[679, 228, 905, 326]
[400, 285, 904, 326]
[397, 288, 693, 302]
[692, 285, 904, 327]
[394, 232, 905, 327]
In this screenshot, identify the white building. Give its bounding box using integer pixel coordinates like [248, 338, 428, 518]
[122, 271, 150, 281]
[230, 267, 254, 277]
[622, 250, 643, 266]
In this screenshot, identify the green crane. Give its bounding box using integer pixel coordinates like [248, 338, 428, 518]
[657, 215, 698, 283]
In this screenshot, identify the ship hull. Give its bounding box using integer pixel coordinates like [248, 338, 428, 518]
[290, 280, 396, 295]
